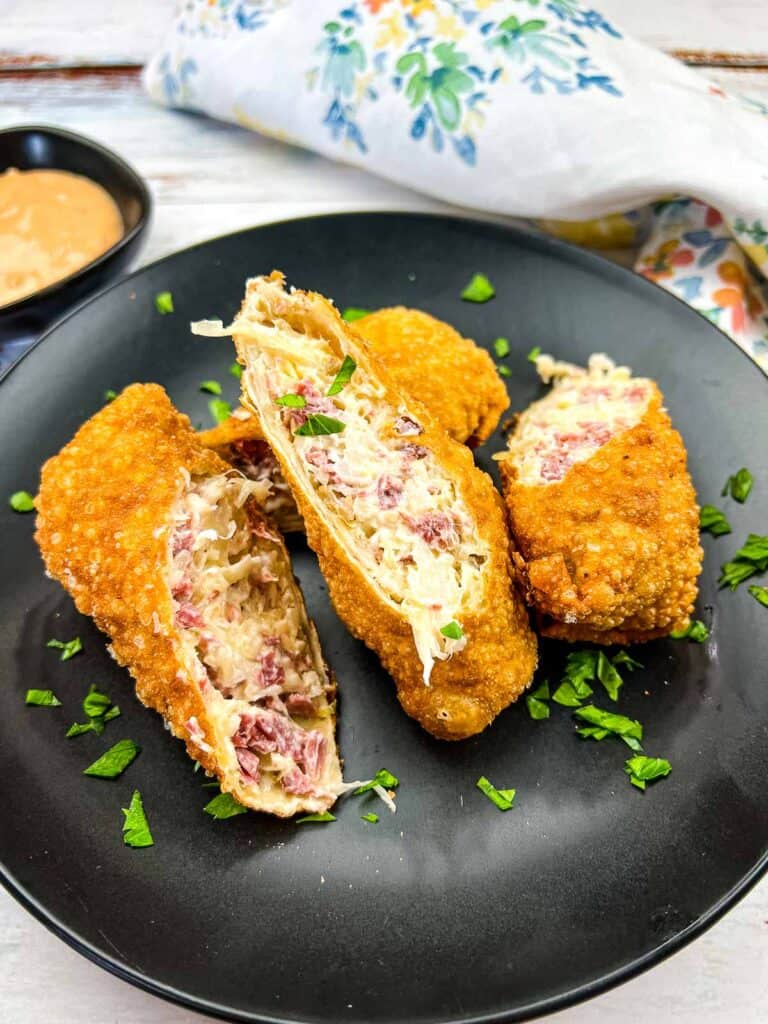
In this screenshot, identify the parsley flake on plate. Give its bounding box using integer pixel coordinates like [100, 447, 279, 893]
[476, 775, 516, 811]
[354, 769, 399, 795]
[104, 389, 118, 403]
[294, 413, 345, 436]
[9, 490, 35, 513]
[229, 361, 243, 380]
[297, 811, 337, 823]
[699, 505, 731, 537]
[154, 291, 174, 315]
[574, 705, 643, 751]
[83, 739, 140, 779]
[46, 636, 82, 661]
[612, 651, 643, 671]
[361, 812, 379, 824]
[527, 346, 541, 363]
[552, 650, 596, 706]
[208, 398, 231, 425]
[624, 755, 671, 791]
[719, 534, 768, 589]
[670, 620, 709, 643]
[721, 467, 753, 503]
[440, 620, 464, 640]
[493, 337, 510, 358]
[341, 307, 370, 323]
[497, 364, 512, 378]
[461, 273, 495, 303]
[83, 684, 112, 719]
[327, 355, 357, 396]
[25, 689, 62, 707]
[199, 380, 222, 395]
[748, 585, 768, 608]
[122, 790, 154, 848]
[204, 791, 248, 820]
[596, 651, 623, 701]
[525, 680, 550, 720]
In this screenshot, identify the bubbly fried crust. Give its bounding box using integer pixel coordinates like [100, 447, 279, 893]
[235, 274, 537, 740]
[499, 388, 702, 643]
[356, 307, 509, 445]
[34, 384, 338, 815]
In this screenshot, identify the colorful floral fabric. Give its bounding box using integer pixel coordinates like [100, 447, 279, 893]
[145, 0, 768, 369]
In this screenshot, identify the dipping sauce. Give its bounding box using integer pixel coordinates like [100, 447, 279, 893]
[0, 168, 124, 307]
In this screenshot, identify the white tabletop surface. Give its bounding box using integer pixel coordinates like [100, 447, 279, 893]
[2, 2, 767, 1021]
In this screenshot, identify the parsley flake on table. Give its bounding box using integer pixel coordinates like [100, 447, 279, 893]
[497, 364, 512, 378]
[9, 490, 35, 513]
[294, 413, 345, 436]
[104, 389, 118, 403]
[719, 534, 768, 590]
[155, 291, 174, 314]
[361, 812, 379, 824]
[204, 791, 248, 820]
[596, 651, 624, 701]
[476, 775, 516, 811]
[721, 467, 753, 503]
[527, 346, 541, 363]
[327, 355, 357, 396]
[341, 307, 370, 322]
[624, 756, 671, 791]
[612, 651, 643, 671]
[354, 769, 399, 795]
[297, 811, 337, 823]
[83, 684, 111, 719]
[25, 689, 62, 707]
[699, 505, 731, 537]
[574, 705, 643, 751]
[199, 379, 222, 395]
[552, 650, 596, 706]
[440, 620, 464, 640]
[122, 790, 154, 848]
[670, 620, 709, 643]
[525, 680, 550, 720]
[493, 337, 510, 358]
[461, 273, 495, 303]
[229, 361, 243, 380]
[83, 739, 140, 779]
[748, 585, 768, 608]
[46, 636, 82, 661]
[208, 398, 231, 425]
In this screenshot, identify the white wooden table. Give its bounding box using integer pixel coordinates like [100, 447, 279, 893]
[2, 2, 767, 1021]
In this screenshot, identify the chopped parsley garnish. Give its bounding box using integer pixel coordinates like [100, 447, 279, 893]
[294, 413, 345, 436]
[104, 389, 118, 403]
[699, 505, 731, 536]
[204, 791, 248, 819]
[624, 755, 671, 791]
[354, 769, 399, 795]
[612, 651, 643, 671]
[361, 812, 379, 824]
[670, 620, 709, 643]
[476, 775, 515, 811]
[25, 689, 61, 707]
[83, 684, 111, 719]
[122, 790, 154, 847]
[574, 705, 643, 751]
[341, 307, 370, 322]
[9, 490, 34, 513]
[327, 355, 357, 396]
[497, 364, 512, 378]
[461, 273, 495, 303]
[199, 380, 222, 395]
[596, 651, 623, 701]
[46, 636, 82, 661]
[527, 346, 541, 363]
[440, 620, 464, 640]
[525, 679, 550, 720]
[748, 585, 768, 608]
[276, 393, 307, 408]
[67, 721, 97, 738]
[83, 739, 140, 779]
[155, 291, 174, 314]
[229, 361, 243, 380]
[552, 650, 596, 706]
[69, 685, 121, 736]
[721, 467, 753, 503]
[208, 398, 231, 425]
[719, 534, 768, 589]
[493, 337, 510, 358]
[297, 811, 336, 823]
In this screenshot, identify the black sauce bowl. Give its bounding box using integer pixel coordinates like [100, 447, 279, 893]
[0, 125, 152, 360]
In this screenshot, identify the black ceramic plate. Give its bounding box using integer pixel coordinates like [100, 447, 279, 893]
[1, 213, 767, 1024]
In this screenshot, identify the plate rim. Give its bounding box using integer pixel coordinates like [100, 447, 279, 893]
[2, 209, 767, 1024]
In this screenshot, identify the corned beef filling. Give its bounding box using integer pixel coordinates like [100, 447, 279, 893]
[171, 473, 330, 796]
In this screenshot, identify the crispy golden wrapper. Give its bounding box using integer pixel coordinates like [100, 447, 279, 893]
[35, 383, 342, 816]
[225, 272, 537, 740]
[499, 384, 703, 644]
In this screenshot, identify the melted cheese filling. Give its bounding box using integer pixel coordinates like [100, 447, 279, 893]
[505, 354, 651, 485]
[170, 472, 335, 799]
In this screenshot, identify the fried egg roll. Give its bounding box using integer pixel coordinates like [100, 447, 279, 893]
[497, 355, 703, 644]
[195, 272, 537, 741]
[35, 384, 342, 816]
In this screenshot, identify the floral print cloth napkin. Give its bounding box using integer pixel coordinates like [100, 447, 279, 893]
[145, 0, 768, 369]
